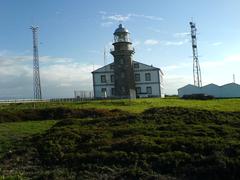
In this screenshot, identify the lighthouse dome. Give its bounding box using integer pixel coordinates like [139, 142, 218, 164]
[114, 24, 129, 34]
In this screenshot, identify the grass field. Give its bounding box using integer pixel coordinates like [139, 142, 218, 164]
[1, 98, 240, 112]
[0, 120, 57, 158]
[1, 98, 240, 179]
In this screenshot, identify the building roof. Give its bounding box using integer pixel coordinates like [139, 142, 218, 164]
[92, 60, 162, 74]
[202, 83, 219, 88]
[221, 82, 240, 88]
[114, 24, 129, 34]
[177, 84, 199, 91]
[178, 82, 240, 91]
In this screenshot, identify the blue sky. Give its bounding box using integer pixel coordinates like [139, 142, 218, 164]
[0, 0, 240, 98]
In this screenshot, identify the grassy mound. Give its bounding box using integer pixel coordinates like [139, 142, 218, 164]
[1, 107, 240, 179]
[0, 107, 129, 123]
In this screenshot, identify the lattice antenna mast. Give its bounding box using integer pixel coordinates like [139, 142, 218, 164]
[233, 74, 236, 83]
[30, 26, 42, 99]
[190, 22, 202, 87]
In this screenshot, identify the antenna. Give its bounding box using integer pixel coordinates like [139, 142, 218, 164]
[119, 20, 123, 25]
[233, 74, 236, 83]
[30, 26, 42, 99]
[190, 21, 202, 87]
[104, 46, 107, 66]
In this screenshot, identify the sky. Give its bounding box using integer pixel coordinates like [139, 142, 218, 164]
[0, 0, 240, 99]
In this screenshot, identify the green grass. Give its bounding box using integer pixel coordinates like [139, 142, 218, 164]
[1, 98, 240, 112]
[0, 120, 57, 158]
[1, 98, 240, 179]
[1, 107, 239, 179]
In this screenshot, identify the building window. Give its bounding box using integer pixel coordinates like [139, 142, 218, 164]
[101, 88, 107, 98]
[101, 88, 107, 92]
[145, 73, 151, 81]
[110, 64, 114, 70]
[121, 86, 126, 93]
[111, 88, 115, 95]
[146, 86, 152, 94]
[136, 87, 141, 94]
[135, 73, 140, 81]
[101, 75, 106, 83]
[111, 75, 114, 82]
[134, 63, 139, 68]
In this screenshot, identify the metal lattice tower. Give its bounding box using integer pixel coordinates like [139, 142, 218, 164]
[30, 26, 42, 99]
[190, 22, 202, 87]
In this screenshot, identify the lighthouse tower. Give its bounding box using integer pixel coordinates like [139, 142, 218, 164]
[110, 24, 136, 99]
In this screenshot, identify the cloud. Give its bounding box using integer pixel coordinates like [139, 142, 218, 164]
[107, 14, 130, 22]
[0, 54, 101, 99]
[147, 48, 152, 52]
[164, 39, 189, 46]
[164, 75, 192, 95]
[147, 27, 168, 34]
[0, 50, 10, 56]
[39, 56, 74, 64]
[129, 13, 163, 21]
[101, 13, 130, 22]
[99, 12, 163, 27]
[162, 54, 240, 94]
[211, 42, 223, 46]
[101, 21, 114, 27]
[99, 11, 107, 15]
[55, 10, 62, 15]
[173, 32, 190, 38]
[225, 54, 240, 62]
[132, 40, 141, 47]
[163, 62, 191, 71]
[144, 39, 159, 45]
[143, 39, 189, 47]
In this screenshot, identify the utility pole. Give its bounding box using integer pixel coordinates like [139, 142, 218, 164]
[30, 26, 42, 99]
[190, 22, 202, 87]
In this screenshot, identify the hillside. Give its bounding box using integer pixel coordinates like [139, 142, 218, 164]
[1, 103, 240, 179]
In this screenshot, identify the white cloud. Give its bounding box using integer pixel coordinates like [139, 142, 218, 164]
[164, 39, 189, 46]
[147, 48, 152, 52]
[0, 50, 10, 56]
[55, 10, 62, 15]
[164, 75, 192, 95]
[163, 62, 191, 71]
[102, 14, 130, 22]
[101, 21, 114, 27]
[100, 12, 163, 27]
[173, 32, 190, 38]
[211, 42, 223, 46]
[225, 54, 240, 62]
[99, 11, 107, 15]
[147, 27, 168, 34]
[132, 40, 141, 47]
[40, 56, 74, 64]
[0, 54, 101, 99]
[162, 54, 240, 94]
[144, 39, 159, 45]
[129, 13, 163, 21]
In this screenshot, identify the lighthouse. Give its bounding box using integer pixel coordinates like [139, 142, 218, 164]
[92, 24, 164, 99]
[110, 24, 136, 99]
